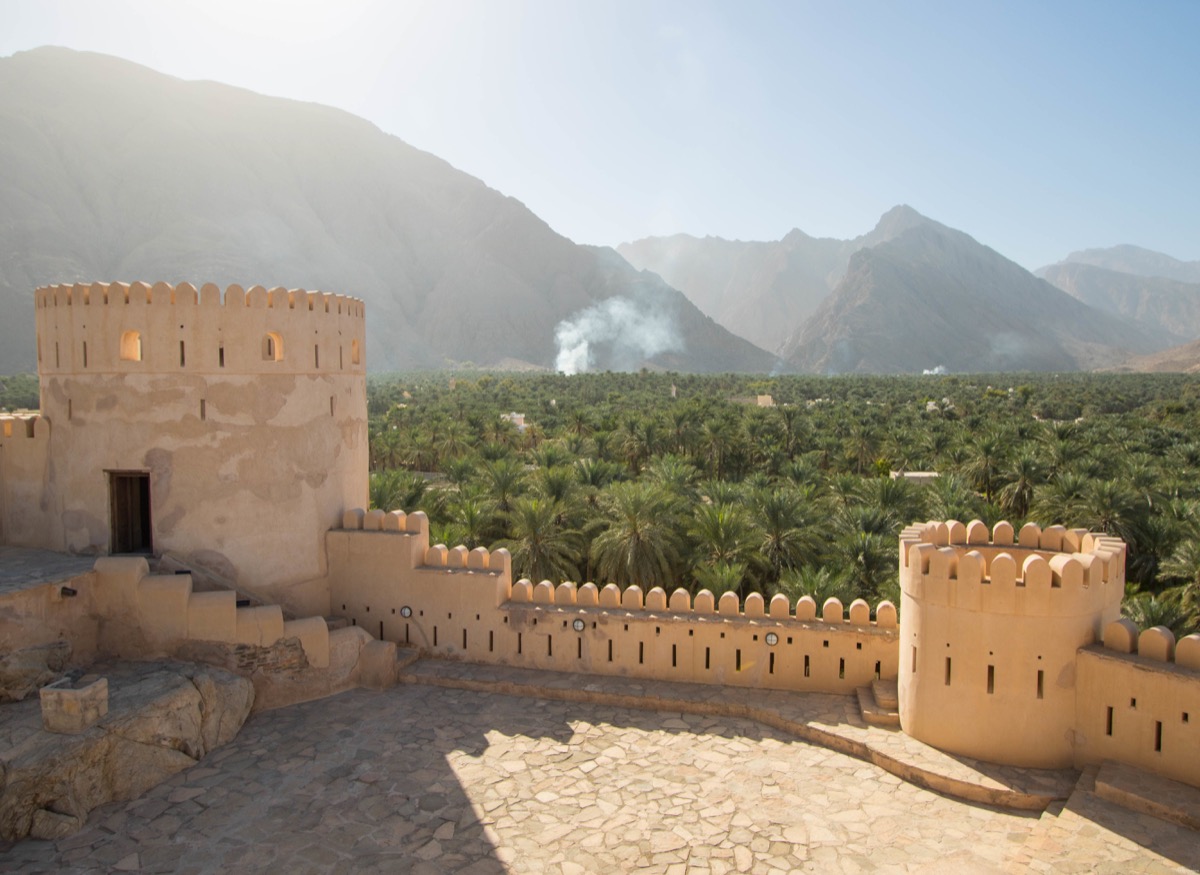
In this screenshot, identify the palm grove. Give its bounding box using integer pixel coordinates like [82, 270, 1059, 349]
[354, 370, 1200, 639]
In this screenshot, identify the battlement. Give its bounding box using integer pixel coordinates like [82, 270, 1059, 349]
[1100, 618, 1200, 671]
[34, 281, 365, 376]
[900, 519, 1124, 617]
[0, 414, 47, 441]
[508, 579, 898, 630]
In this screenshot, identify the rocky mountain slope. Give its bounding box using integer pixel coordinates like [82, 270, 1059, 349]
[1109, 339, 1200, 374]
[780, 223, 1169, 374]
[0, 47, 773, 374]
[1052, 245, 1200, 284]
[618, 205, 930, 353]
[1037, 262, 1200, 343]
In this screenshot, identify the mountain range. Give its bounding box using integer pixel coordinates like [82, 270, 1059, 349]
[0, 47, 772, 375]
[0, 47, 1194, 376]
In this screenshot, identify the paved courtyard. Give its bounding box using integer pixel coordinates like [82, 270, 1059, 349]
[1, 683, 1196, 874]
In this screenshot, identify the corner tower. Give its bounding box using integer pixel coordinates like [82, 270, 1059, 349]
[897, 519, 1124, 768]
[28, 281, 368, 616]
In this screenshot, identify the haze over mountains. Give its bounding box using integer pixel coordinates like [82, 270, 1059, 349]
[624, 210, 1181, 373]
[0, 47, 772, 375]
[0, 47, 1194, 377]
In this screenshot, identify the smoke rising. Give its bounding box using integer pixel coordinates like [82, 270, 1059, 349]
[554, 296, 684, 375]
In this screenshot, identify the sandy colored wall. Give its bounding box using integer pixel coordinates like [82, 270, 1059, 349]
[27, 282, 369, 617]
[1074, 622, 1200, 787]
[328, 510, 900, 694]
[898, 520, 1124, 768]
[0, 415, 60, 550]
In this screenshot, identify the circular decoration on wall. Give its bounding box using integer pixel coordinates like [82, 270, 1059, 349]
[572, 618, 586, 632]
[400, 606, 413, 618]
[765, 632, 779, 646]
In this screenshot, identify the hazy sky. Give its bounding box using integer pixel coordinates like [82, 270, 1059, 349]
[3, 0, 1197, 269]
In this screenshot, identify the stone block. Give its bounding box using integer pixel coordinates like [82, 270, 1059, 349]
[40, 675, 108, 734]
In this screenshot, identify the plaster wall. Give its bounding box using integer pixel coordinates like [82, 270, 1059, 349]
[1075, 640, 1200, 787]
[26, 282, 369, 617]
[328, 511, 900, 694]
[0, 416, 59, 550]
[898, 520, 1124, 768]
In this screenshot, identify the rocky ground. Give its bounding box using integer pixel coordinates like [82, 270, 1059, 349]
[1, 683, 1195, 874]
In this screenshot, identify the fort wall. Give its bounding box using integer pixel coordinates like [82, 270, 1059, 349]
[329, 509, 900, 694]
[0, 415, 58, 550]
[13, 282, 370, 616]
[1074, 619, 1200, 786]
[898, 520, 1124, 768]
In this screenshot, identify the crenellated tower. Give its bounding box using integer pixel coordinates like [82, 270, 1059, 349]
[897, 519, 1124, 768]
[14, 281, 369, 616]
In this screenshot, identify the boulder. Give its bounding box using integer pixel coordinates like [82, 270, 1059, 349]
[0, 641, 71, 703]
[0, 660, 254, 841]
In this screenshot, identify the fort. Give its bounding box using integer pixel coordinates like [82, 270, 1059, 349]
[1, 282, 1199, 862]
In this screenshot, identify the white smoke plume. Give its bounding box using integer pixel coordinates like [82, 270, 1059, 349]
[922, 365, 948, 375]
[554, 296, 684, 375]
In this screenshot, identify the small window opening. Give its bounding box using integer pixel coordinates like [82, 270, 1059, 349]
[379, 621, 384, 640]
[262, 332, 283, 361]
[912, 646, 918, 673]
[856, 642, 862, 650]
[433, 626, 438, 646]
[517, 632, 523, 654]
[547, 635, 553, 657]
[735, 649, 742, 672]
[804, 655, 810, 677]
[607, 640, 613, 662]
[67, 399, 72, 420]
[489, 631, 494, 652]
[1155, 720, 1163, 753]
[340, 346, 344, 369]
[330, 396, 335, 417]
[55, 341, 61, 367]
[1131, 697, 1137, 709]
[200, 399, 206, 421]
[1106, 706, 1114, 736]
[987, 665, 995, 695]
[1184, 712, 1190, 724]
[944, 657, 952, 686]
[1036, 670, 1044, 700]
[82, 341, 88, 368]
[462, 629, 467, 649]
[577, 638, 582, 659]
[179, 340, 186, 367]
[314, 344, 320, 368]
[219, 343, 225, 368]
[638, 641, 644, 665]
[705, 647, 711, 670]
[671, 644, 677, 668]
[768, 652, 775, 675]
[352, 338, 361, 365]
[119, 331, 141, 362]
[874, 660, 881, 679]
[839, 658, 845, 679]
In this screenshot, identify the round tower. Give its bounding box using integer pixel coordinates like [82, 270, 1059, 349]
[33, 281, 368, 617]
[897, 519, 1124, 768]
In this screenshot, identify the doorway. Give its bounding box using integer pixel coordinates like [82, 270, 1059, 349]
[108, 471, 152, 554]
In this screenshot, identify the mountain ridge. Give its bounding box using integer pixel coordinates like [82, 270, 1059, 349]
[0, 46, 773, 374]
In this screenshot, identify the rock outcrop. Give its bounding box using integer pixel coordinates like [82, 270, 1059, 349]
[0, 660, 253, 841]
[0, 642, 70, 703]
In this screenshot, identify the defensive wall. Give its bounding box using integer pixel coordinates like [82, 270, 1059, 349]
[329, 508, 900, 695]
[1079, 618, 1200, 787]
[2, 282, 370, 617]
[899, 519, 1125, 768]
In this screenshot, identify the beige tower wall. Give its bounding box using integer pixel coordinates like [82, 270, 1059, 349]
[23, 281, 369, 617]
[898, 520, 1124, 769]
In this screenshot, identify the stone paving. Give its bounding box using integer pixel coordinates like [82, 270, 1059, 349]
[0, 547, 96, 596]
[1, 683, 1196, 874]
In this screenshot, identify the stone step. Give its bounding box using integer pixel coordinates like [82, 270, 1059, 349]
[856, 685, 900, 728]
[1094, 760, 1200, 831]
[871, 677, 899, 711]
[396, 646, 421, 672]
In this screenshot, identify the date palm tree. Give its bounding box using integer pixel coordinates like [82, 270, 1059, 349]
[503, 497, 583, 584]
[590, 482, 684, 590]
